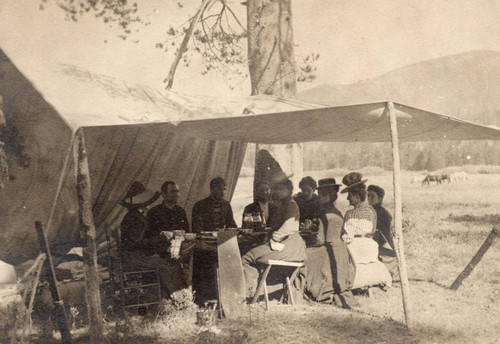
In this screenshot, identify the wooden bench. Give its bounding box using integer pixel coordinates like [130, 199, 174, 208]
[251, 260, 304, 310]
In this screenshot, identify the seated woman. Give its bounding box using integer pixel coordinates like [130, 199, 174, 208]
[293, 176, 321, 230]
[340, 172, 392, 291]
[242, 172, 306, 298]
[367, 184, 398, 277]
[304, 178, 357, 308]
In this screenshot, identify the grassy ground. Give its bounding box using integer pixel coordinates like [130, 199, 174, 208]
[14, 171, 500, 343]
[233, 171, 500, 343]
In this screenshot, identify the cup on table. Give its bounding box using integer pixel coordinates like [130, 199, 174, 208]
[241, 227, 253, 235]
[173, 230, 185, 238]
[161, 231, 174, 240]
[184, 233, 197, 241]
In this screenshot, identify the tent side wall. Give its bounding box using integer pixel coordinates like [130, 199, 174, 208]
[82, 125, 246, 244]
[0, 49, 73, 264]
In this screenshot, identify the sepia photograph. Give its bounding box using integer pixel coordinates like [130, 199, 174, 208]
[0, 1, 499, 343]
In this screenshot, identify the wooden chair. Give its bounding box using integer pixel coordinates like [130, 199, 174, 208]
[105, 226, 162, 317]
[251, 260, 305, 310]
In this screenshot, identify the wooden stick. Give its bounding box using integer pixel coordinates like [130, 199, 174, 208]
[450, 226, 500, 290]
[164, 0, 214, 90]
[35, 221, 72, 344]
[27, 255, 46, 328]
[387, 102, 413, 330]
[75, 129, 104, 343]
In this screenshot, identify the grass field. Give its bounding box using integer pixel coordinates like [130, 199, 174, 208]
[228, 171, 500, 343]
[16, 171, 500, 343]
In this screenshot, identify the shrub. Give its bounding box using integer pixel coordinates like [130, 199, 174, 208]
[0, 301, 29, 343]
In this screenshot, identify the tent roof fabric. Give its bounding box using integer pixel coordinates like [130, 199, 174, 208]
[4, 46, 500, 143]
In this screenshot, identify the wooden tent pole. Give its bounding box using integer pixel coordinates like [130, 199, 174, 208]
[387, 102, 413, 330]
[450, 226, 500, 290]
[75, 129, 104, 343]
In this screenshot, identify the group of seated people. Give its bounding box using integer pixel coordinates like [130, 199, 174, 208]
[119, 171, 397, 308]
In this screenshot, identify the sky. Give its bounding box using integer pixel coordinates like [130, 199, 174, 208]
[1, 0, 500, 97]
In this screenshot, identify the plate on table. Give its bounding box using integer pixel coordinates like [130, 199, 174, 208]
[183, 233, 197, 241]
[200, 231, 218, 239]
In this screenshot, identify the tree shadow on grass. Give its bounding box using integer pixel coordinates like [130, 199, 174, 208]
[217, 304, 471, 344]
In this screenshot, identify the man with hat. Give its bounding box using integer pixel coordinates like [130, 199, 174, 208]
[242, 172, 306, 298]
[340, 172, 376, 241]
[312, 178, 357, 308]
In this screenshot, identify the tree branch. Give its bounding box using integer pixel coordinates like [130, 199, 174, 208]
[164, 0, 214, 90]
[221, 0, 246, 32]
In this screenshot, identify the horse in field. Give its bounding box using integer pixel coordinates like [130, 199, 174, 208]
[441, 174, 451, 183]
[410, 175, 425, 184]
[451, 171, 468, 182]
[422, 174, 443, 185]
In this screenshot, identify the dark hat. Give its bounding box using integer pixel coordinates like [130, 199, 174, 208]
[340, 172, 368, 194]
[123, 181, 146, 199]
[317, 178, 342, 189]
[299, 176, 317, 190]
[367, 184, 385, 199]
[210, 176, 226, 189]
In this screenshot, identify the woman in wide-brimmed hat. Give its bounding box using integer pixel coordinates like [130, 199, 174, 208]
[340, 172, 392, 291]
[306, 177, 358, 308]
[340, 172, 375, 240]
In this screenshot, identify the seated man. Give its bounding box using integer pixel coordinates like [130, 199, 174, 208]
[146, 181, 189, 237]
[242, 172, 306, 298]
[192, 176, 237, 232]
[191, 176, 236, 303]
[294, 176, 322, 230]
[242, 180, 278, 229]
[119, 182, 186, 299]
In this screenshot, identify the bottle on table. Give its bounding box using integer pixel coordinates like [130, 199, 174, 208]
[243, 213, 254, 229]
[252, 212, 263, 231]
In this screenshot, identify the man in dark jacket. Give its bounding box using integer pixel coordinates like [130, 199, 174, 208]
[191, 177, 236, 304]
[146, 181, 189, 238]
[242, 181, 278, 228]
[192, 177, 237, 232]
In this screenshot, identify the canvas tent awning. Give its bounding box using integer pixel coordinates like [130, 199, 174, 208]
[4, 46, 500, 143]
[132, 101, 500, 143]
[2, 45, 500, 266]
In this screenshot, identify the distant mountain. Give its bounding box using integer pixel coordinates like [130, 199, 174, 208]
[298, 50, 500, 126]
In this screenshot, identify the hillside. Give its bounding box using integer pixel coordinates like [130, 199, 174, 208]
[296, 50, 500, 171]
[298, 50, 500, 126]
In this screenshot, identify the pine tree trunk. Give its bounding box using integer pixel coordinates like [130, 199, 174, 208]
[247, 0, 303, 192]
